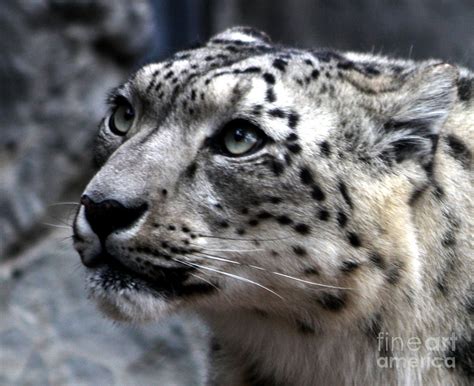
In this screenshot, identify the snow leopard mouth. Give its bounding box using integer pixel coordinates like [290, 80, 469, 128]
[87, 251, 216, 298]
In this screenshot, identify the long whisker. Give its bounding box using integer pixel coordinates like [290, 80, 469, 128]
[48, 202, 80, 207]
[270, 271, 352, 290]
[189, 244, 264, 253]
[197, 234, 293, 242]
[191, 252, 241, 265]
[46, 214, 73, 227]
[173, 258, 285, 300]
[190, 251, 352, 291]
[189, 273, 220, 291]
[41, 222, 71, 229]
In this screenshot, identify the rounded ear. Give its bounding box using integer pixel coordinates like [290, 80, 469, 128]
[207, 26, 272, 46]
[371, 64, 458, 165]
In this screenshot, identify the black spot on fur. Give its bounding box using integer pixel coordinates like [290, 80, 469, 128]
[292, 245, 307, 256]
[185, 162, 197, 179]
[369, 252, 386, 269]
[268, 108, 286, 118]
[337, 210, 348, 228]
[409, 185, 428, 206]
[347, 232, 362, 247]
[236, 228, 246, 235]
[248, 219, 259, 227]
[433, 185, 445, 200]
[304, 267, 319, 275]
[297, 320, 315, 334]
[270, 160, 285, 176]
[288, 112, 299, 129]
[386, 262, 403, 285]
[286, 143, 302, 154]
[300, 167, 314, 185]
[364, 313, 382, 339]
[242, 66, 261, 74]
[257, 211, 273, 219]
[362, 64, 381, 76]
[336, 60, 355, 70]
[311, 69, 320, 80]
[268, 196, 282, 204]
[244, 360, 280, 386]
[254, 308, 269, 318]
[272, 58, 288, 72]
[339, 181, 353, 209]
[457, 77, 472, 101]
[286, 133, 298, 142]
[466, 295, 474, 314]
[318, 209, 330, 221]
[320, 141, 331, 157]
[311, 185, 325, 201]
[263, 72, 276, 84]
[218, 220, 229, 228]
[266, 88, 276, 102]
[442, 231, 457, 247]
[341, 260, 359, 273]
[318, 293, 347, 311]
[446, 135, 472, 169]
[445, 335, 473, 377]
[437, 279, 449, 295]
[210, 338, 222, 352]
[294, 223, 311, 235]
[276, 215, 293, 225]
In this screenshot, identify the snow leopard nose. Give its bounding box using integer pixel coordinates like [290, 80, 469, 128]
[80, 195, 148, 242]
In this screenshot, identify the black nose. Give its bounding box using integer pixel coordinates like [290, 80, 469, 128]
[81, 195, 148, 242]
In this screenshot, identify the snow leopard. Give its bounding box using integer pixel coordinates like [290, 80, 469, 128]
[73, 27, 473, 385]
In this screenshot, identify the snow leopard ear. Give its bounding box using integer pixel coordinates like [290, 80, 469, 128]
[373, 64, 458, 166]
[208, 27, 272, 46]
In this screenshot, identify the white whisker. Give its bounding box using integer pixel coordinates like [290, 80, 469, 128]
[41, 222, 71, 229]
[190, 273, 220, 290]
[269, 271, 352, 290]
[191, 253, 241, 265]
[48, 202, 79, 207]
[173, 258, 285, 300]
[197, 234, 293, 242]
[192, 245, 264, 253]
[190, 251, 351, 290]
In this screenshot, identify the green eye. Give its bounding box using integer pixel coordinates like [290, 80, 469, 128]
[220, 119, 266, 156]
[109, 102, 135, 136]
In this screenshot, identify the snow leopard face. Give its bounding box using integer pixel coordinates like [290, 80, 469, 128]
[73, 27, 465, 325]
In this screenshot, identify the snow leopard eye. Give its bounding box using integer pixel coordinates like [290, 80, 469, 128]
[109, 100, 135, 136]
[218, 119, 267, 157]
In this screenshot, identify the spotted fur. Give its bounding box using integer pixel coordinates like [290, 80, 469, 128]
[74, 27, 473, 385]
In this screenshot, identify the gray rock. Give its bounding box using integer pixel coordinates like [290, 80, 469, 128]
[62, 356, 115, 386]
[15, 352, 51, 386]
[0, 0, 153, 259]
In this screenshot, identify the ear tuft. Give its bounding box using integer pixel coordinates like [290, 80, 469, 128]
[208, 26, 272, 46]
[375, 64, 458, 165]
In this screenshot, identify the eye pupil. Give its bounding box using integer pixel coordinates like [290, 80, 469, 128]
[218, 119, 266, 157]
[109, 101, 135, 136]
[233, 128, 246, 142]
[124, 108, 134, 121]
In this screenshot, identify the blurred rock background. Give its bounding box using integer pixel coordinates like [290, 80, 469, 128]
[0, 0, 472, 385]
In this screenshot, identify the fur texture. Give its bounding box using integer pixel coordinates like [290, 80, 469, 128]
[73, 27, 473, 385]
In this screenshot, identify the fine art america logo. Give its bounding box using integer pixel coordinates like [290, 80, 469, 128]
[376, 332, 458, 369]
